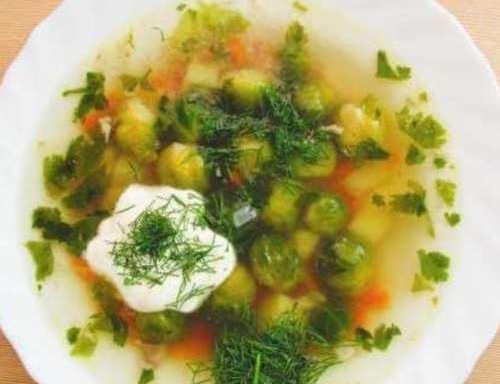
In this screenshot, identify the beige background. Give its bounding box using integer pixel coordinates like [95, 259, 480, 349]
[0, 0, 498, 383]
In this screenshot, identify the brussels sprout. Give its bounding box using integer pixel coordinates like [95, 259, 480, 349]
[236, 136, 273, 179]
[262, 183, 302, 231]
[184, 62, 221, 89]
[223, 69, 270, 112]
[157, 143, 208, 192]
[290, 229, 320, 262]
[135, 310, 186, 344]
[211, 264, 257, 308]
[337, 100, 385, 151]
[305, 193, 348, 237]
[317, 234, 371, 294]
[309, 306, 350, 343]
[291, 141, 337, 178]
[258, 293, 297, 328]
[250, 234, 302, 292]
[115, 98, 157, 163]
[293, 83, 334, 121]
[101, 156, 142, 210]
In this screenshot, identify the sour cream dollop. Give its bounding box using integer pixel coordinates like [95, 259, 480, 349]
[84, 184, 236, 313]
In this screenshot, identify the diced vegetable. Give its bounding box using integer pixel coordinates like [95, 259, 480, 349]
[135, 310, 186, 344]
[236, 135, 273, 179]
[258, 293, 297, 327]
[223, 69, 270, 112]
[157, 142, 208, 192]
[343, 162, 391, 197]
[115, 98, 157, 163]
[291, 141, 337, 178]
[102, 156, 142, 210]
[184, 61, 221, 89]
[293, 83, 334, 121]
[318, 235, 371, 294]
[348, 203, 393, 244]
[262, 182, 302, 231]
[305, 193, 348, 237]
[250, 234, 302, 292]
[289, 229, 319, 262]
[210, 264, 257, 309]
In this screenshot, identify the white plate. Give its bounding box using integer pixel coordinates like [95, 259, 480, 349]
[0, 1, 499, 384]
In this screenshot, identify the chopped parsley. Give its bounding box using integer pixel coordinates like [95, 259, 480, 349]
[434, 157, 447, 169]
[138, 369, 155, 384]
[352, 138, 390, 162]
[436, 179, 456, 207]
[390, 188, 427, 217]
[355, 324, 402, 352]
[62, 170, 107, 210]
[396, 107, 447, 149]
[66, 327, 81, 345]
[280, 22, 310, 90]
[70, 329, 98, 357]
[25, 241, 54, 282]
[63, 72, 108, 121]
[411, 273, 434, 293]
[376, 50, 411, 81]
[176, 3, 187, 12]
[418, 250, 450, 283]
[293, 1, 309, 12]
[445, 212, 461, 227]
[371, 193, 386, 207]
[405, 144, 426, 166]
[152, 27, 166, 42]
[418, 92, 429, 103]
[120, 69, 154, 92]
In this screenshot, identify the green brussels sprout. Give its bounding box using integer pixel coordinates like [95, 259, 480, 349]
[293, 83, 334, 121]
[262, 183, 302, 231]
[157, 142, 208, 192]
[135, 310, 186, 344]
[211, 264, 257, 308]
[258, 293, 296, 328]
[305, 193, 348, 237]
[309, 306, 350, 343]
[115, 98, 157, 163]
[291, 141, 337, 178]
[250, 234, 302, 292]
[337, 97, 386, 151]
[223, 69, 270, 112]
[236, 136, 273, 180]
[317, 234, 371, 294]
[289, 229, 320, 262]
[102, 155, 142, 210]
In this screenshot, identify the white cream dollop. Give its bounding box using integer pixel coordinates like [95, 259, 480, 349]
[84, 184, 236, 313]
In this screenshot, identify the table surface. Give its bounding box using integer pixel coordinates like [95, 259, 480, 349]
[0, 0, 499, 383]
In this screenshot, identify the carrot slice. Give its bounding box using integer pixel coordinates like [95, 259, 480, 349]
[228, 37, 248, 67]
[168, 319, 215, 361]
[351, 285, 390, 327]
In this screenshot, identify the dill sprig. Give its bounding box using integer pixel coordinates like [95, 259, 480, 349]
[192, 313, 339, 384]
[110, 196, 220, 309]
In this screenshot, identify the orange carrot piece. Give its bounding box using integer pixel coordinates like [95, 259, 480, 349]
[70, 257, 98, 283]
[229, 170, 244, 188]
[168, 319, 215, 361]
[351, 285, 390, 327]
[228, 37, 248, 67]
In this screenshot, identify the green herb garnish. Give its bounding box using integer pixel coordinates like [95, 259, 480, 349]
[120, 69, 154, 92]
[66, 327, 81, 345]
[411, 273, 434, 293]
[371, 193, 386, 207]
[293, 1, 309, 12]
[434, 157, 447, 169]
[405, 144, 426, 165]
[138, 369, 155, 384]
[396, 106, 447, 149]
[436, 179, 456, 207]
[280, 22, 310, 90]
[390, 187, 427, 217]
[63, 72, 108, 121]
[418, 249, 450, 283]
[376, 50, 411, 81]
[352, 138, 390, 162]
[25, 241, 54, 282]
[355, 324, 401, 351]
[444, 212, 461, 227]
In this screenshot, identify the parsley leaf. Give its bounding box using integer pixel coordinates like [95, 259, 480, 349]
[70, 329, 98, 357]
[434, 157, 447, 169]
[405, 144, 426, 165]
[376, 51, 411, 81]
[120, 69, 154, 92]
[355, 324, 401, 351]
[418, 250, 450, 283]
[390, 186, 427, 217]
[25, 241, 54, 282]
[138, 369, 155, 384]
[293, 1, 308, 12]
[371, 193, 386, 207]
[66, 327, 81, 345]
[396, 107, 447, 149]
[445, 212, 461, 227]
[63, 72, 108, 121]
[436, 179, 456, 207]
[352, 138, 390, 162]
[62, 170, 107, 210]
[411, 273, 434, 293]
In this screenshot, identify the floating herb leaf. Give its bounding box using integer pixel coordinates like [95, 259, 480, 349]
[376, 51, 411, 81]
[63, 72, 108, 121]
